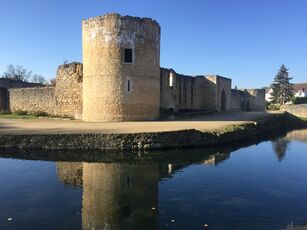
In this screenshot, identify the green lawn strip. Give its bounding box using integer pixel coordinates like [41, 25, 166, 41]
[0, 114, 38, 119]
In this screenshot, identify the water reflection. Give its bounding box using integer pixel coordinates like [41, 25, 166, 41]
[56, 151, 231, 230]
[271, 129, 307, 161]
[272, 139, 289, 161]
[284, 129, 307, 143]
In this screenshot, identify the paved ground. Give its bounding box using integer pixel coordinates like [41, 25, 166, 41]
[0, 112, 275, 135]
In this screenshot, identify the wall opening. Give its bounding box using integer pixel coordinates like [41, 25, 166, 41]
[127, 80, 131, 92]
[124, 48, 133, 63]
[169, 72, 174, 87]
[221, 89, 226, 111]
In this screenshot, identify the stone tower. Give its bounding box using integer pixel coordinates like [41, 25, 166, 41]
[82, 13, 161, 122]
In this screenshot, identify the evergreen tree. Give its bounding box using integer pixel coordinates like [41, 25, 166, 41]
[270, 65, 293, 105]
[272, 138, 289, 161]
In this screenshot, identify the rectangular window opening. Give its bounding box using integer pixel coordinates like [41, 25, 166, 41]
[127, 80, 130, 92]
[169, 72, 174, 87]
[124, 48, 133, 63]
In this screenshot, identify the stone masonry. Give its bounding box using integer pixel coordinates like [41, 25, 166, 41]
[2, 13, 265, 120]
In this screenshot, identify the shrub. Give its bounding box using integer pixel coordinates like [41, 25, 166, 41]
[13, 110, 28, 115]
[293, 97, 307, 105]
[267, 103, 281, 111]
[32, 111, 48, 117]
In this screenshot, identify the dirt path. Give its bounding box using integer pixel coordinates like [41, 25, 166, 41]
[0, 112, 276, 135]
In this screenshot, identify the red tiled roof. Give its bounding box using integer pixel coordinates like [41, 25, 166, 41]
[293, 83, 307, 92]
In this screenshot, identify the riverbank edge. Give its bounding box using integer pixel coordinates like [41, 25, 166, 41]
[0, 112, 306, 150]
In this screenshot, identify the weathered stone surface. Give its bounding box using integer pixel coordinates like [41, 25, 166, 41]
[283, 104, 307, 118]
[245, 89, 266, 111]
[8, 63, 83, 118]
[55, 62, 83, 119]
[231, 89, 266, 111]
[160, 69, 234, 113]
[8, 87, 56, 114]
[82, 13, 161, 122]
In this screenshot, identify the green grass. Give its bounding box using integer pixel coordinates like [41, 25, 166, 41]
[0, 113, 38, 119]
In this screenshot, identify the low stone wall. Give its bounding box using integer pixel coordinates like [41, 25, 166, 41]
[0, 113, 299, 150]
[283, 104, 307, 118]
[8, 87, 56, 114]
[7, 63, 83, 119]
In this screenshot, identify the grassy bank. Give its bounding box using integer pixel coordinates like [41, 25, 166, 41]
[0, 114, 38, 119]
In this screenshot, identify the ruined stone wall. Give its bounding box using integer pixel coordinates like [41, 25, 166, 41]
[231, 89, 245, 111]
[246, 89, 266, 111]
[175, 73, 194, 111]
[160, 69, 178, 113]
[82, 13, 161, 122]
[160, 68, 216, 113]
[55, 63, 83, 119]
[0, 87, 9, 113]
[7, 63, 83, 118]
[8, 87, 56, 114]
[82, 163, 158, 229]
[206, 75, 232, 111]
[200, 78, 217, 111]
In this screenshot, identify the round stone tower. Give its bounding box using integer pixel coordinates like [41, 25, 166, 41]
[82, 13, 161, 122]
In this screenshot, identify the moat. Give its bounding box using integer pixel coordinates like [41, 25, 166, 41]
[1, 129, 307, 230]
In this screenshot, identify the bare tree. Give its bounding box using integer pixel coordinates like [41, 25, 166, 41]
[2, 65, 32, 82]
[49, 78, 56, 86]
[32, 74, 47, 84]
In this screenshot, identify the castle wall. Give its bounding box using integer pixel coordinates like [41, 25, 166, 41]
[82, 163, 158, 230]
[55, 63, 83, 119]
[0, 87, 9, 113]
[7, 63, 83, 118]
[82, 13, 161, 122]
[231, 89, 245, 111]
[206, 75, 232, 112]
[245, 89, 266, 111]
[8, 87, 56, 114]
[160, 69, 178, 113]
[160, 68, 217, 113]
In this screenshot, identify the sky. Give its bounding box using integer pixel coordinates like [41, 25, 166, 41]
[0, 0, 306, 88]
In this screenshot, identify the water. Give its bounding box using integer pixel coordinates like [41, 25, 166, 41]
[0, 129, 307, 230]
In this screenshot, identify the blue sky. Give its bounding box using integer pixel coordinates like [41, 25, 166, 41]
[0, 0, 306, 88]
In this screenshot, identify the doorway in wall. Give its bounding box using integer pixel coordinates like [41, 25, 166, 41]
[221, 89, 226, 111]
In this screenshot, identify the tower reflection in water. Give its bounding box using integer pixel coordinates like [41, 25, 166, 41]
[57, 162, 159, 230]
[56, 150, 230, 230]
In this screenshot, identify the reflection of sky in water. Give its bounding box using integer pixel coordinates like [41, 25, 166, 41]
[0, 129, 307, 230]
